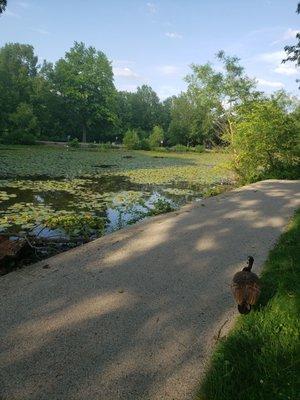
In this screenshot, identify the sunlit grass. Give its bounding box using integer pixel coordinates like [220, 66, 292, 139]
[197, 210, 300, 400]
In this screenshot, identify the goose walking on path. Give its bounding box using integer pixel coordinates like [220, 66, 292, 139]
[231, 256, 261, 314]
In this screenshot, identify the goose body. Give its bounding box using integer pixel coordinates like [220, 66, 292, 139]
[231, 256, 260, 314]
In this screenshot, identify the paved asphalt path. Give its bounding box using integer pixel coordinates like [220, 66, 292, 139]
[1, 180, 299, 400]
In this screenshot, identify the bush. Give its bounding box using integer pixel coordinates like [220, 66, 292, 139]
[149, 125, 164, 149]
[98, 142, 113, 151]
[2, 131, 37, 145]
[227, 99, 299, 183]
[170, 144, 188, 152]
[123, 129, 140, 150]
[152, 147, 169, 152]
[194, 144, 204, 153]
[139, 138, 150, 150]
[69, 138, 80, 148]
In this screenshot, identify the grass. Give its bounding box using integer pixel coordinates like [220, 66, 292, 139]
[197, 210, 300, 400]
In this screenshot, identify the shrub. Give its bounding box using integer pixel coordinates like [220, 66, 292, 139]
[2, 131, 37, 145]
[139, 138, 150, 150]
[149, 125, 164, 149]
[152, 147, 169, 152]
[69, 138, 80, 148]
[123, 129, 140, 150]
[227, 99, 299, 183]
[194, 144, 205, 153]
[98, 142, 113, 151]
[170, 144, 188, 152]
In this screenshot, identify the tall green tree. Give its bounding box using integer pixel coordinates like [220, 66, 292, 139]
[184, 51, 258, 145]
[160, 96, 174, 132]
[115, 90, 136, 135]
[50, 42, 116, 142]
[130, 85, 162, 132]
[30, 61, 67, 140]
[167, 93, 197, 146]
[0, 43, 38, 137]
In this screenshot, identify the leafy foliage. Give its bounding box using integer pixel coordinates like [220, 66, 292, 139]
[123, 129, 140, 150]
[226, 98, 300, 183]
[68, 138, 80, 148]
[2, 103, 39, 144]
[149, 125, 164, 149]
[49, 42, 116, 142]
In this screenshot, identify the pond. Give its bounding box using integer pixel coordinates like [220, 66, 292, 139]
[0, 146, 234, 272]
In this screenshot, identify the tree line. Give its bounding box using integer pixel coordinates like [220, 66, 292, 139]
[0, 41, 172, 145]
[0, 40, 299, 182]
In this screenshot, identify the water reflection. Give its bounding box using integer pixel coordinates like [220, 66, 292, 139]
[0, 174, 230, 269]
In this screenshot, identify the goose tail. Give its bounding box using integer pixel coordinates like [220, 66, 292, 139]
[238, 301, 251, 314]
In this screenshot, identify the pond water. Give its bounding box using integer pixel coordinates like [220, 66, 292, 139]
[0, 147, 233, 271]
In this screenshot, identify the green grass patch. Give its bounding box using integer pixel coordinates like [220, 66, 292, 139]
[197, 210, 300, 400]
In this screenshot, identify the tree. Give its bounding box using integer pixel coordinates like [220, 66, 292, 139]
[160, 96, 174, 132]
[167, 93, 196, 146]
[115, 90, 135, 134]
[130, 85, 162, 132]
[0, 43, 38, 138]
[226, 98, 299, 183]
[0, 0, 7, 14]
[283, 2, 300, 88]
[123, 129, 140, 149]
[4, 103, 39, 144]
[184, 51, 258, 145]
[149, 125, 164, 149]
[50, 42, 116, 142]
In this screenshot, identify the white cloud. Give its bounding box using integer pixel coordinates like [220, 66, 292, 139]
[257, 78, 284, 88]
[257, 50, 299, 76]
[146, 2, 157, 14]
[258, 51, 285, 63]
[274, 63, 298, 76]
[157, 85, 179, 100]
[31, 28, 50, 35]
[272, 28, 299, 45]
[165, 32, 182, 39]
[157, 65, 180, 75]
[283, 28, 299, 40]
[113, 67, 139, 79]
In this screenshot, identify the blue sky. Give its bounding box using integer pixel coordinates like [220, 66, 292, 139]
[1, 0, 299, 99]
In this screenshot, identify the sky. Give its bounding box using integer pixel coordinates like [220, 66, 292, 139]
[0, 0, 299, 99]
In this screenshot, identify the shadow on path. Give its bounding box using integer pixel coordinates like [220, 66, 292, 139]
[0, 180, 299, 400]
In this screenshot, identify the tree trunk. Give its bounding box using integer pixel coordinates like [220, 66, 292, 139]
[227, 117, 237, 155]
[82, 124, 87, 143]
